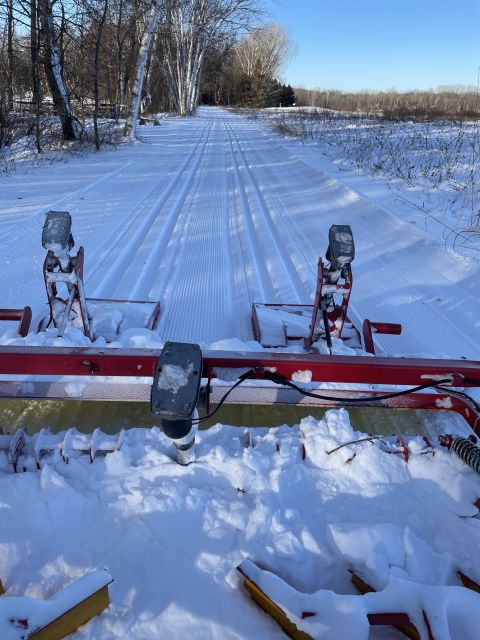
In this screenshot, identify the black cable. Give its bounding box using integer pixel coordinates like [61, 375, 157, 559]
[191, 370, 480, 425]
[462, 377, 480, 387]
[326, 435, 384, 454]
[263, 370, 453, 404]
[193, 369, 256, 423]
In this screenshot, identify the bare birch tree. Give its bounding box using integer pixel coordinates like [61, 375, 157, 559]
[235, 22, 291, 82]
[123, 0, 161, 139]
[31, 0, 42, 151]
[39, 0, 79, 140]
[6, 0, 14, 110]
[159, 0, 258, 116]
[92, 0, 109, 149]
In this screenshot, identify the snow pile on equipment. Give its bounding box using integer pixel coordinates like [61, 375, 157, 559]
[39, 210, 160, 342]
[0, 410, 479, 639]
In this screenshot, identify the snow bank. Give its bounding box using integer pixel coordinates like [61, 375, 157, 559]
[0, 410, 479, 638]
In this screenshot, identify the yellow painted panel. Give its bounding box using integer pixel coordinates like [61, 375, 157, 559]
[30, 586, 110, 640]
[242, 575, 312, 640]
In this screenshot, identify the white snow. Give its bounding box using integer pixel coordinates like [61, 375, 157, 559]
[0, 108, 479, 359]
[436, 396, 454, 409]
[0, 412, 479, 638]
[0, 570, 112, 639]
[0, 107, 479, 638]
[292, 370, 313, 383]
[156, 363, 192, 394]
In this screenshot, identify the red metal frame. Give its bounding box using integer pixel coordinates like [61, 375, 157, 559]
[306, 257, 352, 348]
[0, 307, 32, 337]
[43, 245, 92, 339]
[0, 347, 478, 432]
[42, 247, 160, 340]
[362, 320, 402, 354]
[252, 258, 355, 349]
[0, 346, 478, 384]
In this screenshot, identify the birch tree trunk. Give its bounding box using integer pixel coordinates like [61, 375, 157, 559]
[30, 0, 42, 152]
[141, 28, 159, 114]
[159, 0, 256, 117]
[123, 0, 162, 140]
[39, 0, 79, 141]
[115, 0, 125, 120]
[159, 0, 206, 117]
[7, 0, 14, 111]
[93, 0, 109, 151]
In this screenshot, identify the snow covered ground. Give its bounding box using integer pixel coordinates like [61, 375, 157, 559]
[1, 413, 480, 639]
[0, 107, 480, 638]
[257, 107, 480, 258]
[0, 107, 479, 357]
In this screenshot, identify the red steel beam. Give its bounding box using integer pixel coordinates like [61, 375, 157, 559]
[363, 320, 402, 355]
[0, 346, 478, 432]
[0, 346, 477, 386]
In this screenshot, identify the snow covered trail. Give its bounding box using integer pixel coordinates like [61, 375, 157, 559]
[0, 107, 479, 357]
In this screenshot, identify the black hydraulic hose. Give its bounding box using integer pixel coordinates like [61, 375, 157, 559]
[263, 370, 453, 404]
[462, 377, 480, 387]
[193, 369, 256, 423]
[326, 435, 384, 454]
[191, 371, 480, 425]
[320, 298, 332, 354]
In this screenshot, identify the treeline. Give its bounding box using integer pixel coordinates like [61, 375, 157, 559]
[294, 87, 480, 120]
[0, 0, 294, 150]
[200, 23, 295, 108]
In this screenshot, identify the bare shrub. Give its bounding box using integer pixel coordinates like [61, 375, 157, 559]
[271, 119, 295, 138]
[0, 109, 123, 175]
[257, 107, 480, 241]
[294, 88, 480, 121]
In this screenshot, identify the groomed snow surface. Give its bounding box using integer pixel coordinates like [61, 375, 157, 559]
[0, 107, 480, 638]
[0, 107, 479, 357]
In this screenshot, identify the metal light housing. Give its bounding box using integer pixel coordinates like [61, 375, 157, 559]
[42, 211, 74, 271]
[151, 342, 202, 463]
[326, 224, 355, 271]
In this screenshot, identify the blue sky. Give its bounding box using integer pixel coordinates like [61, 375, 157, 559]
[264, 0, 480, 91]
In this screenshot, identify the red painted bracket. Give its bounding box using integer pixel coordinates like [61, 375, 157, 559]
[0, 307, 32, 337]
[350, 570, 434, 640]
[363, 319, 402, 354]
